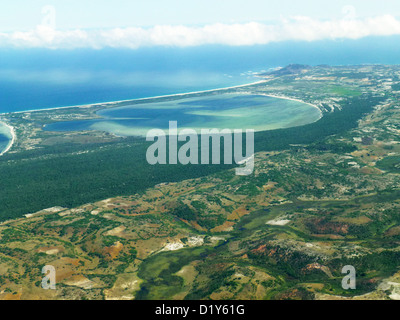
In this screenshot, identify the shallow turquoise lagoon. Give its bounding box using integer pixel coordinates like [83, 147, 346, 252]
[44, 94, 322, 137]
[0, 123, 12, 155]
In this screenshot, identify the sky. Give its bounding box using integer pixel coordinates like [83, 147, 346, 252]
[0, 0, 400, 49]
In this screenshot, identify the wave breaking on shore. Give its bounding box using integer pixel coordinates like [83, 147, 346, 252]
[0, 121, 16, 156]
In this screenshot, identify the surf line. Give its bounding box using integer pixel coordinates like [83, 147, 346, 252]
[0, 120, 16, 157]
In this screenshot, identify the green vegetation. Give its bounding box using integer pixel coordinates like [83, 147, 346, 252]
[0, 139, 233, 221]
[328, 86, 362, 96]
[254, 96, 384, 152]
[1, 64, 400, 300]
[136, 246, 212, 300]
[376, 156, 400, 173]
[171, 202, 226, 230]
[0, 93, 383, 221]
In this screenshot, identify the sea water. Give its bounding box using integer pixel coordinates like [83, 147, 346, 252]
[44, 94, 322, 136]
[1, 36, 400, 152]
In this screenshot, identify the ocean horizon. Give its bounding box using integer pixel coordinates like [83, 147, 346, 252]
[2, 36, 400, 113]
[1, 36, 400, 152]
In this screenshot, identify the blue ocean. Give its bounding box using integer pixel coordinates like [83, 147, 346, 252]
[1, 36, 400, 149]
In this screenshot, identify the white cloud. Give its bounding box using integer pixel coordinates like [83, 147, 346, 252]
[1, 15, 400, 49]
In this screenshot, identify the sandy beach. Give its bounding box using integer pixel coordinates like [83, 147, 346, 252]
[0, 121, 16, 157]
[0, 79, 266, 156]
[0, 79, 269, 116]
[0, 80, 320, 157]
[260, 93, 323, 117]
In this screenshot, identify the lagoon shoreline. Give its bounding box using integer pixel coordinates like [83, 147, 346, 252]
[0, 80, 269, 116]
[0, 79, 268, 156]
[259, 93, 322, 118]
[0, 79, 270, 156]
[0, 121, 16, 157]
[0, 78, 323, 156]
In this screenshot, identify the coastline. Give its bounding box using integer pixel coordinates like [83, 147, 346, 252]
[0, 120, 16, 157]
[259, 93, 323, 118]
[0, 80, 322, 157]
[0, 79, 269, 116]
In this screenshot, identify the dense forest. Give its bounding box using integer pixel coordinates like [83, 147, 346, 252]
[0, 95, 384, 221]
